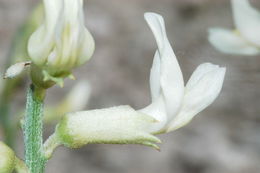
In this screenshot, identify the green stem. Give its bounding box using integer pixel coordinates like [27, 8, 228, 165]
[23, 84, 46, 173]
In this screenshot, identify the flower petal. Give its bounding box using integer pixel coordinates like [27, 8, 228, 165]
[28, 0, 62, 65]
[56, 106, 161, 150]
[142, 13, 184, 126]
[139, 95, 167, 133]
[149, 51, 161, 102]
[231, 0, 260, 46]
[208, 28, 260, 55]
[139, 52, 167, 132]
[167, 63, 226, 132]
[185, 63, 222, 90]
[76, 27, 95, 66]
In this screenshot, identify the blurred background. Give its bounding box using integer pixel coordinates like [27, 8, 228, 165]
[1, 0, 260, 173]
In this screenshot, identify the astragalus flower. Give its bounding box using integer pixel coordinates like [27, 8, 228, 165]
[50, 13, 225, 151]
[209, 0, 260, 55]
[28, 0, 95, 87]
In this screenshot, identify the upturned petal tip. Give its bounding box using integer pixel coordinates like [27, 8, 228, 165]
[141, 13, 184, 133]
[167, 63, 226, 132]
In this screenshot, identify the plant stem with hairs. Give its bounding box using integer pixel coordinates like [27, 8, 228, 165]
[23, 84, 46, 173]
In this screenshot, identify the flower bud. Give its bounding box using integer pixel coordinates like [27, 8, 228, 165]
[0, 142, 15, 173]
[4, 61, 31, 79]
[28, 0, 95, 87]
[55, 106, 161, 150]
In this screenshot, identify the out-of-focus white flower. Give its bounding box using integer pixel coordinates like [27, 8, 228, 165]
[44, 80, 91, 123]
[209, 0, 260, 55]
[0, 142, 15, 173]
[28, 0, 95, 85]
[62, 80, 91, 111]
[52, 13, 225, 150]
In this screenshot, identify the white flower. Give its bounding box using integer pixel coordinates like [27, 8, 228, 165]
[53, 13, 225, 150]
[28, 0, 95, 81]
[140, 13, 226, 133]
[209, 0, 260, 55]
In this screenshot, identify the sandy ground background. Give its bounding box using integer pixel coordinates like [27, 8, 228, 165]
[1, 0, 260, 173]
